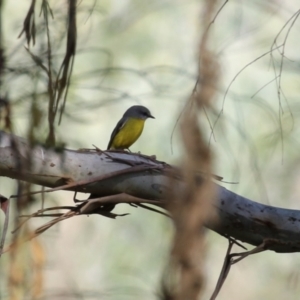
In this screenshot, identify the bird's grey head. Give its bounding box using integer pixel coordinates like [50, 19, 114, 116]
[124, 105, 155, 120]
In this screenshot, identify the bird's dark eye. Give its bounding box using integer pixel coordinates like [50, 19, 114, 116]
[143, 112, 148, 116]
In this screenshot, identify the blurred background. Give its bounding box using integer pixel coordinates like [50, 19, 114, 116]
[1, 0, 300, 299]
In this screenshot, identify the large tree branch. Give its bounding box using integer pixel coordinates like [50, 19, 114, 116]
[0, 130, 300, 253]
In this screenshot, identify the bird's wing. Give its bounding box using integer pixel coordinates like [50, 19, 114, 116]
[107, 116, 127, 150]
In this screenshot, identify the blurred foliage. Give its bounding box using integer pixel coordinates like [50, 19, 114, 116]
[1, 0, 300, 299]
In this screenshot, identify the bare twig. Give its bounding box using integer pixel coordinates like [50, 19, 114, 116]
[0, 195, 9, 257]
[78, 193, 163, 214]
[11, 163, 162, 199]
[5, 192, 165, 249]
[210, 239, 283, 299]
[135, 203, 171, 218]
[210, 239, 234, 300]
[209, 45, 282, 145]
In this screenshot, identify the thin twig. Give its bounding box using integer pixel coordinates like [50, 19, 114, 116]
[11, 164, 162, 198]
[0, 196, 10, 257]
[210, 239, 234, 300]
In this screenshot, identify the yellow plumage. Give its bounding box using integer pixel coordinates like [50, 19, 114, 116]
[109, 118, 145, 150]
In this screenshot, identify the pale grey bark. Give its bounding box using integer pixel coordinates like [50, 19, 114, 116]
[0, 130, 300, 253]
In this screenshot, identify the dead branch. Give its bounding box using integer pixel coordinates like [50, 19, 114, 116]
[1, 130, 300, 253]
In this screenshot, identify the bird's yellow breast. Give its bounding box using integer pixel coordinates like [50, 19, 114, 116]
[111, 118, 145, 149]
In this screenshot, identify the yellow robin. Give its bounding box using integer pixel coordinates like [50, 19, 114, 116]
[107, 105, 155, 150]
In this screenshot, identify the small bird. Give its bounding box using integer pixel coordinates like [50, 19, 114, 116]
[107, 105, 155, 150]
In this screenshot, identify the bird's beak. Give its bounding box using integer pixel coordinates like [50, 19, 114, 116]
[149, 114, 155, 119]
